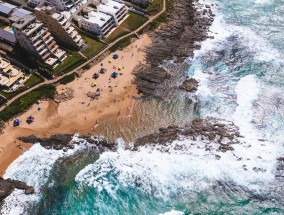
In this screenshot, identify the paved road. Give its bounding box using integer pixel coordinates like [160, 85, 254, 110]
[0, 0, 166, 112]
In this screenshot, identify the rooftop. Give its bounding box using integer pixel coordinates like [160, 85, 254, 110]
[0, 2, 17, 15]
[80, 10, 112, 27]
[98, 0, 125, 14]
[0, 29, 16, 44]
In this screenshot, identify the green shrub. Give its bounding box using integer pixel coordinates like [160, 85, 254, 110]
[0, 85, 56, 121]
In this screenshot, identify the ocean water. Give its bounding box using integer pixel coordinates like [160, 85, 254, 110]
[2, 0, 284, 214]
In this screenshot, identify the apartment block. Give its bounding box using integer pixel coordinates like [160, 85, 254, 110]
[28, 0, 83, 11]
[77, 0, 128, 37]
[0, 57, 25, 91]
[12, 14, 66, 68]
[78, 7, 115, 38]
[97, 0, 128, 25]
[35, 2, 84, 50]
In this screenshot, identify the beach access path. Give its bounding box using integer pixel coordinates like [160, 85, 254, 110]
[0, 0, 166, 112]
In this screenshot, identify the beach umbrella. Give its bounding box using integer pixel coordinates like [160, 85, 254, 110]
[91, 82, 97, 87]
[100, 68, 106, 74]
[118, 66, 122, 71]
[111, 72, 118, 78]
[93, 73, 99, 79]
[113, 54, 119, 59]
[120, 72, 123, 75]
[13, 119, 20, 127]
[108, 60, 112, 63]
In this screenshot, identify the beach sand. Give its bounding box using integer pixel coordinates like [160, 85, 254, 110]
[0, 34, 151, 176]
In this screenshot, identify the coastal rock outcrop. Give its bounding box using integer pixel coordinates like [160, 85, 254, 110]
[0, 178, 34, 202]
[134, 117, 241, 152]
[134, 0, 215, 97]
[19, 134, 115, 151]
[179, 78, 199, 93]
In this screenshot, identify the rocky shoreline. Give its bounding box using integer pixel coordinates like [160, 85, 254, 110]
[134, 0, 215, 97]
[0, 177, 34, 202]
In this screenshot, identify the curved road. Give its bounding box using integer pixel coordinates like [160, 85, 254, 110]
[0, 0, 166, 112]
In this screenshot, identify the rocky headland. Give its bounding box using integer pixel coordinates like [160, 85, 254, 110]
[134, 0, 215, 97]
[0, 177, 34, 202]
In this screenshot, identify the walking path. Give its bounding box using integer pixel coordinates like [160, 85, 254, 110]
[0, 0, 166, 112]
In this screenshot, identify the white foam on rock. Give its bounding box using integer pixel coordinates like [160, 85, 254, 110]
[2, 141, 88, 215]
[159, 210, 184, 215]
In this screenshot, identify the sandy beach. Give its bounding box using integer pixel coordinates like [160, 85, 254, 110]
[0, 34, 151, 176]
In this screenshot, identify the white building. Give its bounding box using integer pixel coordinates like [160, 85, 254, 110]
[12, 14, 66, 68]
[28, 0, 84, 12]
[35, 2, 84, 50]
[78, 8, 115, 37]
[97, 0, 128, 25]
[77, 0, 128, 37]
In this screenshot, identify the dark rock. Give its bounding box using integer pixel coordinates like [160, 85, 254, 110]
[134, 0, 214, 97]
[179, 78, 199, 93]
[0, 177, 34, 202]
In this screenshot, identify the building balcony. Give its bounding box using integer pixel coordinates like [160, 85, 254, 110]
[0, 74, 10, 86]
[47, 41, 56, 49]
[39, 47, 48, 56]
[3, 65, 21, 77]
[42, 32, 51, 40]
[42, 52, 51, 60]
[69, 30, 78, 38]
[36, 43, 45, 51]
[31, 27, 48, 42]
[26, 22, 43, 37]
[45, 57, 58, 67]
[74, 35, 81, 43]
[44, 36, 54, 45]
[0, 58, 10, 69]
[50, 44, 59, 53]
[53, 49, 66, 59]
[66, 26, 74, 34]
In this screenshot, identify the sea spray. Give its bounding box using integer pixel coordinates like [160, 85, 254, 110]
[1, 140, 92, 215]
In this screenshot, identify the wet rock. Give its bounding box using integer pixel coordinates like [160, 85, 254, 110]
[19, 134, 116, 151]
[0, 178, 34, 202]
[134, 117, 242, 151]
[134, 0, 215, 97]
[179, 78, 199, 93]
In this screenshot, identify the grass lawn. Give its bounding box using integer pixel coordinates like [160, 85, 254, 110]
[82, 35, 106, 59]
[105, 27, 129, 43]
[58, 73, 77, 85]
[121, 12, 148, 31]
[0, 84, 55, 122]
[109, 36, 135, 52]
[146, 0, 162, 11]
[53, 52, 86, 76]
[23, 73, 44, 88]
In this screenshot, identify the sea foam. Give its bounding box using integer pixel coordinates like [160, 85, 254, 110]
[2, 140, 89, 215]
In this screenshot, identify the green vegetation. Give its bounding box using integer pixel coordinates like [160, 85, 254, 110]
[23, 73, 44, 88]
[82, 64, 91, 70]
[0, 73, 44, 100]
[58, 73, 77, 85]
[121, 12, 148, 31]
[146, 0, 162, 11]
[138, 12, 168, 34]
[53, 52, 86, 76]
[105, 27, 129, 43]
[109, 36, 134, 52]
[82, 35, 106, 59]
[0, 97, 7, 106]
[0, 85, 56, 122]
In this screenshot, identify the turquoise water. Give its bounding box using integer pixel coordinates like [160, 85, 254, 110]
[2, 0, 284, 214]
